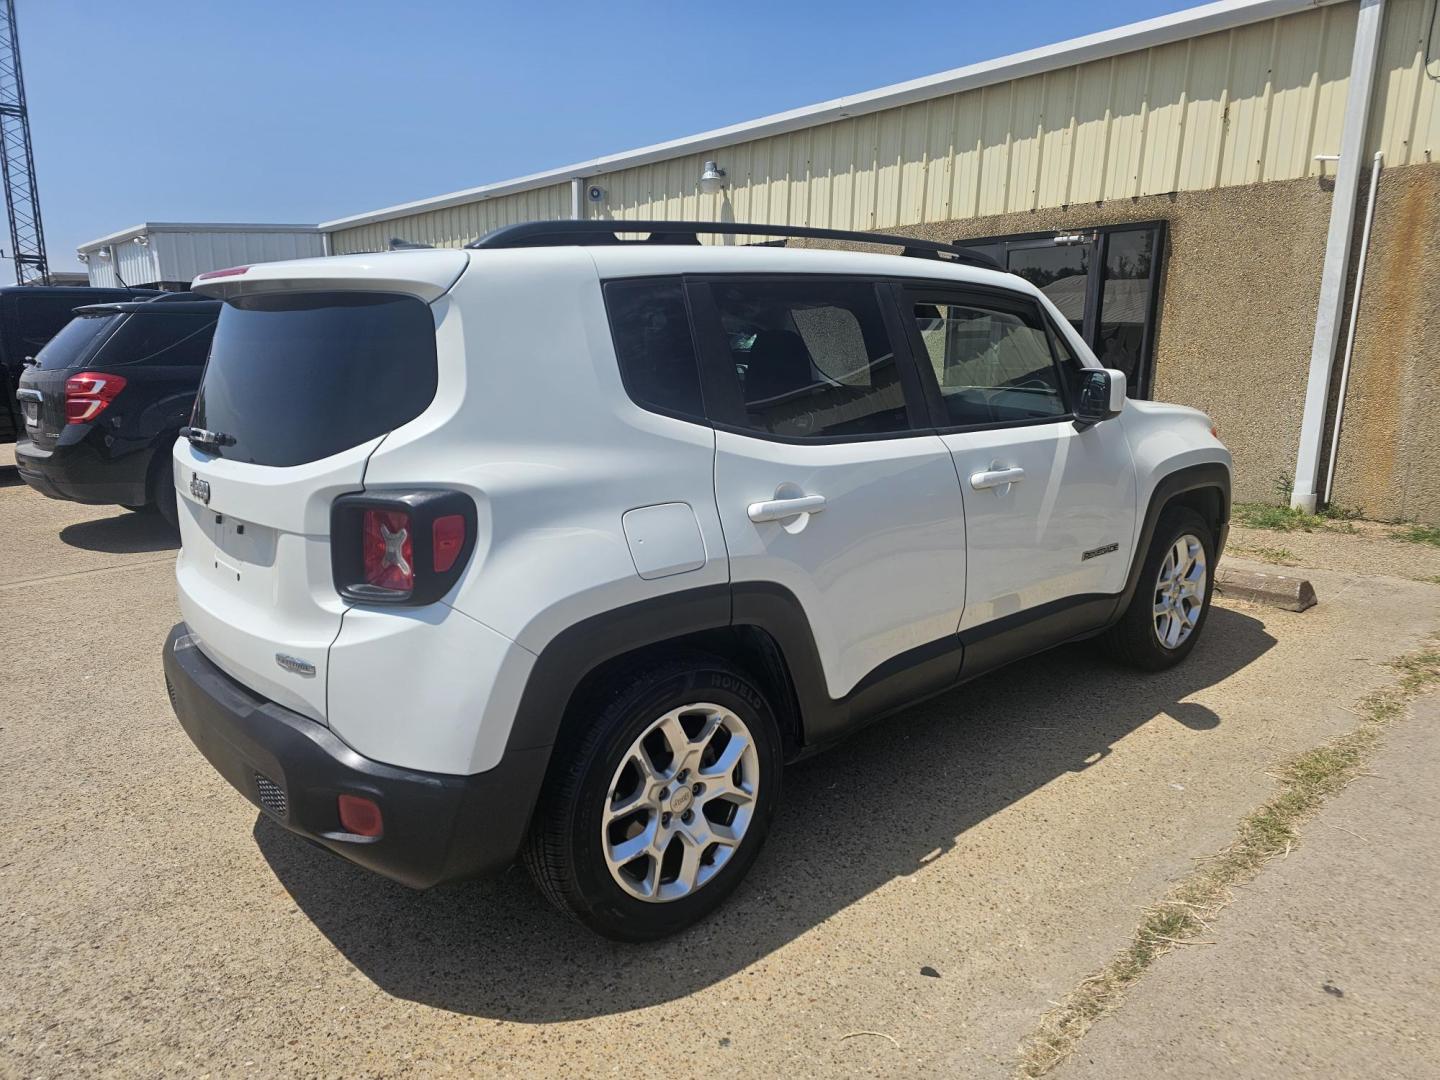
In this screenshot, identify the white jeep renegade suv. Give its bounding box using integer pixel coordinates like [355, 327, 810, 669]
[163, 221, 1230, 941]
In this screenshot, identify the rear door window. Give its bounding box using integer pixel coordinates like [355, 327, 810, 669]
[696, 279, 919, 439]
[192, 291, 437, 467]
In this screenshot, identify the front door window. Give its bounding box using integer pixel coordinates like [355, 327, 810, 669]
[964, 222, 1165, 399]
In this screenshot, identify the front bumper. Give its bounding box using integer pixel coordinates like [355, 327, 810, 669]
[14, 433, 150, 506]
[162, 622, 550, 889]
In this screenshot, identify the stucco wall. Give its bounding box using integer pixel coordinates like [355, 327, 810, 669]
[1327, 162, 1440, 524]
[888, 176, 1335, 507]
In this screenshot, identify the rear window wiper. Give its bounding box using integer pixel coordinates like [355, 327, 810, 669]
[181, 426, 236, 451]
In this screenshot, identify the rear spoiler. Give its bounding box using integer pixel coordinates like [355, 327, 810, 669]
[73, 298, 222, 317]
[191, 250, 469, 304]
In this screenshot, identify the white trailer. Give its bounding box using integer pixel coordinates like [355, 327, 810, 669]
[77, 223, 325, 289]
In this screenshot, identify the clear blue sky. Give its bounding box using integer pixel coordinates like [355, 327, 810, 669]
[20, 0, 1195, 279]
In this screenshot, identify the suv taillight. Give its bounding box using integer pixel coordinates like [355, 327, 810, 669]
[362, 509, 415, 592]
[333, 491, 477, 605]
[65, 371, 127, 423]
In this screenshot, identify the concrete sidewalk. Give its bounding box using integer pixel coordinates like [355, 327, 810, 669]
[1057, 691, 1440, 1080]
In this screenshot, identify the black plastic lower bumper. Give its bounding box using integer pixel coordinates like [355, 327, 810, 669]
[14, 435, 150, 506]
[162, 623, 550, 889]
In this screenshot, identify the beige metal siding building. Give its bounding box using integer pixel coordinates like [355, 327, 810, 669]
[322, 0, 1440, 522]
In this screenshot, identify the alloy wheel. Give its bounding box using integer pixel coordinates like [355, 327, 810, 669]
[1153, 532, 1207, 649]
[601, 703, 760, 903]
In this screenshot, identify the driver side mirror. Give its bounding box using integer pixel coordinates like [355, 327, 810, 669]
[1075, 368, 1126, 427]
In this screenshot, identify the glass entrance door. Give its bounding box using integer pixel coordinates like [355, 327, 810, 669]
[963, 222, 1165, 399]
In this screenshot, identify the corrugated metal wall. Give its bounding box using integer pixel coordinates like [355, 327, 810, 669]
[85, 230, 328, 288]
[84, 230, 326, 287]
[331, 184, 571, 258]
[85, 241, 158, 288]
[329, 0, 1440, 254]
[152, 231, 326, 283]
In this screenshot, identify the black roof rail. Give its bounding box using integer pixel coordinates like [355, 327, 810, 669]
[466, 219, 1001, 271]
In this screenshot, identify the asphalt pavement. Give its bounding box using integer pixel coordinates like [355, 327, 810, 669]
[2, 466, 1437, 1078]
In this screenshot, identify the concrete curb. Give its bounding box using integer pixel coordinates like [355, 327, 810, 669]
[1215, 566, 1318, 611]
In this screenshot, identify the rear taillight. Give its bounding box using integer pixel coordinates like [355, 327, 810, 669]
[332, 491, 476, 605]
[362, 509, 414, 592]
[65, 371, 127, 424]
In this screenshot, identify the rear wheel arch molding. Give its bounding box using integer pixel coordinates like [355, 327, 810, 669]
[505, 582, 824, 764]
[1118, 462, 1230, 614]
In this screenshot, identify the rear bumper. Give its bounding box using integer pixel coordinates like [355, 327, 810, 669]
[14, 434, 150, 505]
[162, 622, 549, 889]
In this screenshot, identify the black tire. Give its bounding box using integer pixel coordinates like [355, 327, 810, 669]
[147, 446, 179, 529]
[523, 653, 782, 942]
[1100, 506, 1215, 670]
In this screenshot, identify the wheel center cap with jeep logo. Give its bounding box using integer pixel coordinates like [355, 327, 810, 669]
[668, 785, 694, 815]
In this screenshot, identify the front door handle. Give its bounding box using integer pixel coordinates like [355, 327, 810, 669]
[748, 494, 827, 523]
[969, 466, 1026, 490]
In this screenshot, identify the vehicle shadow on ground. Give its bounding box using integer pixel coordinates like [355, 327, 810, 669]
[0, 465, 24, 488]
[59, 512, 179, 554]
[257, 606, 1274, 1021]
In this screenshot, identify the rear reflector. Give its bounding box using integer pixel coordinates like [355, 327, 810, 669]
[195, 265, 251, 280]
[65, 371, 128, 423]
[432, 514, 465, 573]
[337, 794, 383, 837]
[362, 509, 414, 593]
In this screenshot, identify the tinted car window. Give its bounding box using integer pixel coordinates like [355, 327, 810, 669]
[193, 291, 437, 467]
[34, 314, 119, 370]
[709, 280, 911, 439]
[912, 298, 1067, 425]
[92, 312, 217, 367]
[605, 279, 704, 420]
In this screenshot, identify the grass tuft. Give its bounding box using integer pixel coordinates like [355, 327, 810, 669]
[1231, 502, 1364, 536]
[1399, 525, 1440, 548]
[1015, 644, 1440, 1078]
[1232, 503, 1328, 532]
[1226, 543, 1298, 566]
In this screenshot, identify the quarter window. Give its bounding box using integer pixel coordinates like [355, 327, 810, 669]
[911, 299, 1067, 426]
[709, 280, 911, 439]
[605, 279, 705, 421]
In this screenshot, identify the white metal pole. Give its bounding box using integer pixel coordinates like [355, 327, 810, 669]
[1291, 0, 1386, 513]
[1323, 151, 1383, 506]
[571, 178, 583, 221]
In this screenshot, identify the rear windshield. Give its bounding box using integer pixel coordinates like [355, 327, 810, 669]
[192, 291, 438, 467]
[34, 314, 119, 370]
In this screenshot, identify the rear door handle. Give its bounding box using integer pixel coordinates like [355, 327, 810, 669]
[969, 466, 1026, 490]
[14, 388, 41, 402]
[747, 494, 827, 523]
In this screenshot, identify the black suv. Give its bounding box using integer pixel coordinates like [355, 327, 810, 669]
[14, 293, 220, 525]
[0, 285, 160, 442]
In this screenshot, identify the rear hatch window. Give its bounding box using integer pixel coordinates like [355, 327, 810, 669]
[33, 313, 119, 370]
[192, 291, 438, 467]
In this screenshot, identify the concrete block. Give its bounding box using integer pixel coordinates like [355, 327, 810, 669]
[1215, 566, 1318, 611]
